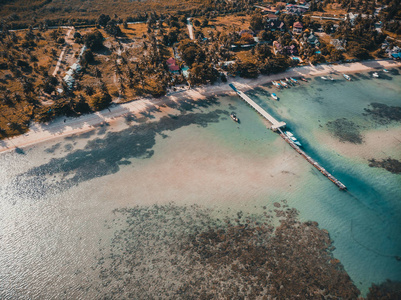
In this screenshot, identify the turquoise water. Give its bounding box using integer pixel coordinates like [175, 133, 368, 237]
[0, 70, 400, 298]
[245, 71, 401, 293]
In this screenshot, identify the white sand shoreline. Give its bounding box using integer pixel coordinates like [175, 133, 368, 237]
[1, 59, 400, 153]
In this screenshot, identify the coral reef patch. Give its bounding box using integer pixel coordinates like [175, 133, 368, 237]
[93, 203, 360, 299]
[326, 118, 364, 144]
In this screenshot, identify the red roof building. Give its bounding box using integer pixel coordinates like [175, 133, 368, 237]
[166, 57, 180, 73]
[166, 57, 176, 65]
[293, 22, 303, 34]
[265, 14, 278, 20]
[168, 64, 180, 71]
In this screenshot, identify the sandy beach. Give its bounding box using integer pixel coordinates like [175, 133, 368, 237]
[1, 59, 400, 153]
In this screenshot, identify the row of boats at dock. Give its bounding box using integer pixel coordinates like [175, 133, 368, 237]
[284, 131, 302, 147]
[271, 68, 389, 92]
[271, 77, 299, 89]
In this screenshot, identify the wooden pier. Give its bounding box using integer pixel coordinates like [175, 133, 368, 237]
[229, 84, 286, 131]
[230, 83, 347, 190]
[277, 128, 347, 190]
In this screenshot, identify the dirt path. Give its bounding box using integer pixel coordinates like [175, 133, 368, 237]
[51, 27, 74, 77]
[187, 18, 194, 40]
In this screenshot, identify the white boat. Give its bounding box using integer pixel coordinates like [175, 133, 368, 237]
[271, 93, 278, 100]
[285, 78, 293, 85]
[280, 80, 289, 88]
[285, 131, 302, 147]
[328, 76, 334, 80]
[343, 74, 351, 81]
[290, 137, 302, 146]
[372, 72, 379, 78]
[290, 77, 298, 83]
[272, 81, 282, 88]
[321, 76, 328, 80]
[383, 69, 389, 73]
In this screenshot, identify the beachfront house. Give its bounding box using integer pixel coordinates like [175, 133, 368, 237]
[166, 57, 180, 74]
[293, 22, 303, 34]
[286, 4, 309, 15]
[265, 14, 278, 21]
[283, 44, 298, 56]
[273, 41, 282, 54]
[331, 39, 346, 51]
[388, 46, 401, 60]
[302, 31, 319, 46]
[265, 20, 285, 32]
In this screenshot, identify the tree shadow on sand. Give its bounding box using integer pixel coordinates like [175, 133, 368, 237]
[10, 98, 228, 200]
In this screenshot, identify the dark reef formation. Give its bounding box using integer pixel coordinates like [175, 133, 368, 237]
[368, 158, 401, 174]
[93, 203, 360, 299]
[367, 280, 401, 299]
[364, 103, 401, 125]
[326, 118, 364, 144]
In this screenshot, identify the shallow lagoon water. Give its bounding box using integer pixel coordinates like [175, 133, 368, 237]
[0, 70, 400, 298]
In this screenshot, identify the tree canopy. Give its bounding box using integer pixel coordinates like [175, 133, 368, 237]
[83, 30, 104, 51]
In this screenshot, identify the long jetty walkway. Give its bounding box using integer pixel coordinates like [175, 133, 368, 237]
[277, 128, 347, 190]
[229, 84, 286, 131]
[229, 83, 347, 190]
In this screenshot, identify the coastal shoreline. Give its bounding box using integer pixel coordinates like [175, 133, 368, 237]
[1, 59, 400, 154]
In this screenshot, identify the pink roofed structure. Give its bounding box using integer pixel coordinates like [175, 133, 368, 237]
[166, 57, 180, 73]
[293, 21, 303, 34]
[166, 57, 176, 65]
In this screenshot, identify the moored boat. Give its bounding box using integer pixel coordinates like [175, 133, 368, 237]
[290, 77, 298, 83]
[280, 80, 289, 88]
[271, 93, 278, 100]
[230, 113, 238, 122]
[285, 78, 293, 85]
[343, 74, 351, 81]
[300, 77, 308, 82]
[272, 81, 281, 88]
[328, 76, 334, 81]
[321, 76, 328, 80]
[383, 69, 389, 73]
[372, 72, 379, 78]
[285, 131, 302, 147]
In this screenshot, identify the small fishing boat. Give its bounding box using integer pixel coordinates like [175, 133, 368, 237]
[271, 93, 278, 100]
[290, 77, 298, 83]
[230, 113, 238, 122]
[285, 78, 293, 85]
[285, 131, 302, 147]
[321, 76, 328, 80]
[300, 77, 308, 82]
[272, 81, 282, 88]
[328, 76, 334, 81]
[383, 69, 389, 73]
[280, 80, 289, 88]
[343, 74, 351, 81]
[372, 72, 379, 78]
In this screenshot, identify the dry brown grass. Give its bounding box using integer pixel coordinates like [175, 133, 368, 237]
[323, 4, 347, 17]
[209, 15, 251, 32]
[0, 101, 33, 138]
[120, 23, 148, 39]
[382, 29, 401, 40]
[0, 28, 74, 137]
[0, 0, 205, 26]
[235, 50, 255, 62]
